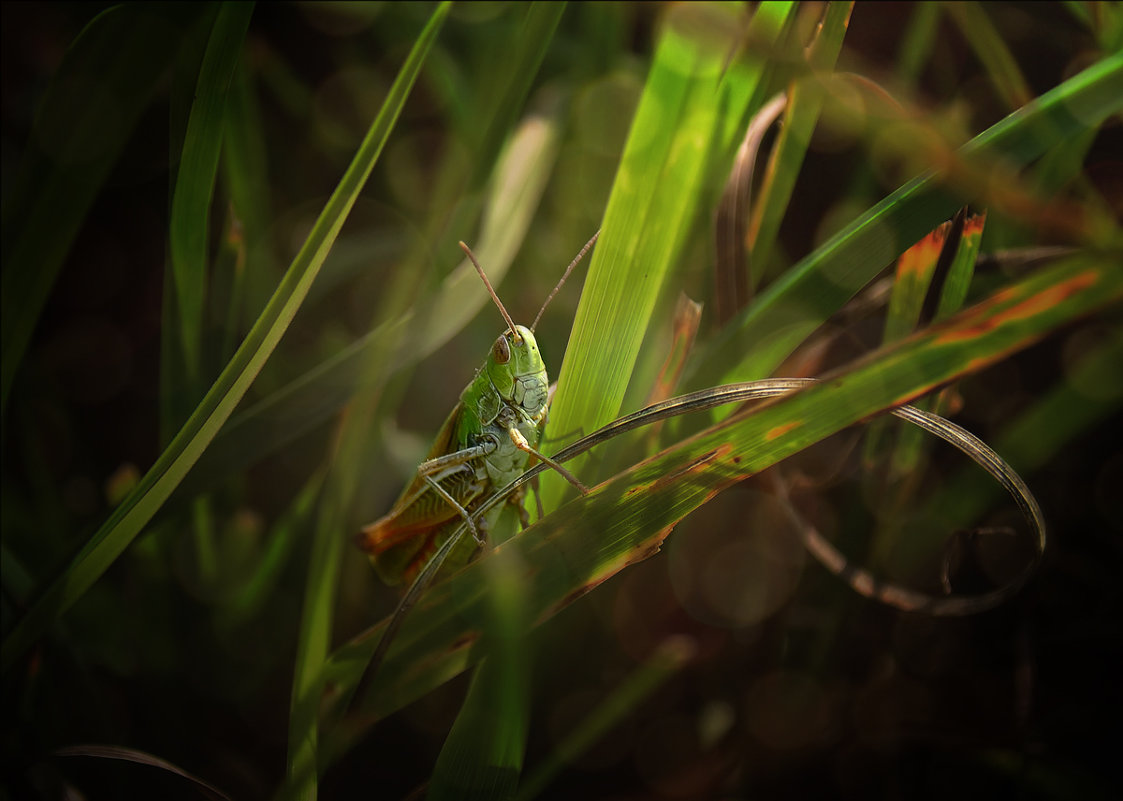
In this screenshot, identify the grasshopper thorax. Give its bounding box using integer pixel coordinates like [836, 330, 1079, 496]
[485, 324, 548, 418]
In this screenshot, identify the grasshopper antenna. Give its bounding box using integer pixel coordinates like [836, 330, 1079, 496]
[531, 230, 600, 332]
[460, 241, 521, 343]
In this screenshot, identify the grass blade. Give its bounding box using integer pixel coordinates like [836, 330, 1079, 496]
[541, 2, 796, 509]
[326, 251, 1120, 736]
[167, 2, 254, 391]
[220, 51, 275, 345]
[749, 1, 853, 287]
[164, 1, 254, 589]
[427, 514, 531, 801]
[0, 2, 449, 674]
[901, 321, 1123, 568]
[171, 102, 565, 503]
[686, 50, 1123, 395]
[515, 636, 693, 800]
[272, 7, 454, 800]
[944, 3, 1032, 110]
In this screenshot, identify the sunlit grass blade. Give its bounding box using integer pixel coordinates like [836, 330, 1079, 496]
[0, 2, 449, 674]
[325, 251, 1120, 736]
[686, 50, 1123, 396]
[541, 2, 796, 510]
[0, 4, 202, 416]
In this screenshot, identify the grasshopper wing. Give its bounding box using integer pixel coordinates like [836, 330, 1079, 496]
[359, 403, 487, 585]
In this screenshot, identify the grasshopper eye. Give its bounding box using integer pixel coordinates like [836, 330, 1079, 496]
[493, 335, 511, 364]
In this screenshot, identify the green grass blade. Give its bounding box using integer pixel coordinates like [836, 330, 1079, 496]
[884, 221, 952, 343]
[859, 215, 955, 466]
[896, 2, 941, 87]
[944, 3, 1032, 110]
[326, 251, 1120, 736]
[864, 212, 988, 562]
[0, 4, 201, 416]
[220, 469, 323, 628]
[275, 8, 454, 800]
[1093, 1, 1123, 52]
[515, 636, 693, 800]
[686, 50, 1123, 396]
[901, 321, 1123, 568]
[168, 2, 254, 389]
[285, 435, 361, 800]
[172, 107, 564, 500]
[0, 2, 449, 674]
[427, 515, 531, 801]
[164, 2, 253, 590]
[749, 1, 853, 286]
[219, 48, 274, 355]
[427, 657, 527, 800]
[933, 210, 984, 321]
[457, 2, 567, 189]
[540, 2, 796, 509]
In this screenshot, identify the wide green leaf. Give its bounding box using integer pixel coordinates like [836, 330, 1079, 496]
[540, 2, 796, 510]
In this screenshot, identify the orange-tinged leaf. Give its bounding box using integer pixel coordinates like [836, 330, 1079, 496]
[766, 420, 803, 441]
[897, 221, 950, 280]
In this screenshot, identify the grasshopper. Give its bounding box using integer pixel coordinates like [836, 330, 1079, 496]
[358, 234, 598, 586]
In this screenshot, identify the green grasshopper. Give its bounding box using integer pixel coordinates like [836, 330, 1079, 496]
[358, 234, 598, 586]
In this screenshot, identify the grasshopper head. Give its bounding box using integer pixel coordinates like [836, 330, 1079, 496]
[486, 324, 548, 415]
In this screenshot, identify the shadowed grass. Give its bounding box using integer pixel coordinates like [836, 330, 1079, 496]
[1, 2, 449, 674]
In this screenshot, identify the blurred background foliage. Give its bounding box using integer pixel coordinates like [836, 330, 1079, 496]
[2, 2, 1121, 799]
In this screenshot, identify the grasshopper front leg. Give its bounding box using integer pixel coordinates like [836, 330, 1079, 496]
[494, 405, 589, 495]
[506, 426, 588, 495]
